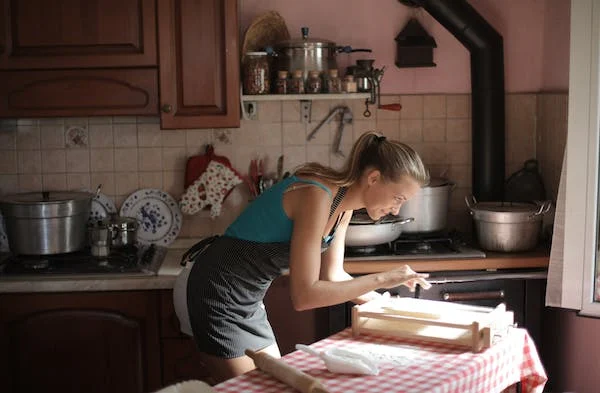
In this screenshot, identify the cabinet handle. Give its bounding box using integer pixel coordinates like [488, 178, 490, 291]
[161, 104, 173, 113]
[442, 290, 505, 302]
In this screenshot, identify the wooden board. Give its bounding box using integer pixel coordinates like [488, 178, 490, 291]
[352, 297, 514, 352]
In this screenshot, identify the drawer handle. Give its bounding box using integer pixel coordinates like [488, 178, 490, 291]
[442, 290, 505, 302]
[161, 103, 173, 113]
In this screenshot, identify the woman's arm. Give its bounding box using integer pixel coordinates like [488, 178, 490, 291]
[287, 188, 430, 311]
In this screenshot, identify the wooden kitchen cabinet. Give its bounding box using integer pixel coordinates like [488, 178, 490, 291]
[157, 0, 240, 129]
[0, 291, 162, 393]
[0, 0, 160, 117]
[0, 0, 240, 128]
[263, 275, 330, 355]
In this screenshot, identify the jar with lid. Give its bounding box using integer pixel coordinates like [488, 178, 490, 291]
[326, 69, 342, 93]
[243, 52, 270, 95]
[306, 70, 322, 93]
[343, 75, 357, 93]
[288, 70, 305, 94]
[274, 70, 289, 94]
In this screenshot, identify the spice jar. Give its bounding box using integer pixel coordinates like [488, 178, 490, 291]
[326, 69, 342, 93]
[274, 70, 289, 94]
[243, 52, 270, 95]
[306, 70, 322, 94]
[343, 75, 358, 93]
[288, 70, 305, 94]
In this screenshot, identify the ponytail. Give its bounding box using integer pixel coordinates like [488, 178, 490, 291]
[294, 131, 429, 187]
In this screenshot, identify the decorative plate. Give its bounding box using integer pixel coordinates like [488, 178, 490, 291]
[88, 192, 117, 225]
[120, 189, 182, 246]
[0, 213, 9, 252]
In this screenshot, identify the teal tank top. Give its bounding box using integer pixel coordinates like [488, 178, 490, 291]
[224, 176, 331, 243]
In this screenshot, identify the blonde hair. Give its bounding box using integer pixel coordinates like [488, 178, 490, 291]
[295, 131, 429, 187]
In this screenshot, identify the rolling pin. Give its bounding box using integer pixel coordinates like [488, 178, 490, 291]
[245, 349, 329, 393]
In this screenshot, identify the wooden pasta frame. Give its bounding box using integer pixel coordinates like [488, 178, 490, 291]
[351, 297, 514, 353]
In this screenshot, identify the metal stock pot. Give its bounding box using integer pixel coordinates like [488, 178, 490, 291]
[399, 177, 455, 233]
[345, 209, 414, 247]
[465, 196, 551, 252]
[0, 191, 93, 255]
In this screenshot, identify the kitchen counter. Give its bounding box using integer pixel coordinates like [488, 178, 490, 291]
[0, 238, 549, 293]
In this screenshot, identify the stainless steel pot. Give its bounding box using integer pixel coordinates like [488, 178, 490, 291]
[272, 27, 371, 82]
[399, 177, 455, 233]
[104, 214, 138, 248]
[345, 209, 414, 247]
[465, 196, 551, 252]
[0, 191, 93, 255]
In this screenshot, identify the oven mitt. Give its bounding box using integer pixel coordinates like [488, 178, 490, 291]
[295, 344, 379, 376]
[180, 160, 243, 218]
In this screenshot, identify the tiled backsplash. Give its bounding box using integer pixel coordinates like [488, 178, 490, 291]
[0, 93, 567, 238]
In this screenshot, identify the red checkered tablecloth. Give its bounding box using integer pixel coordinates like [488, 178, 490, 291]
[214, 328, 547, 393]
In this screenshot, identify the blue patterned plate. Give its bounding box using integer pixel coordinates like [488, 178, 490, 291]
[120, 189, 182, 246]
[88, 191, 117, 225]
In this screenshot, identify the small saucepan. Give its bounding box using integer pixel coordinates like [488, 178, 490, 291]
[345, 209, 414, 247]
[103, 214, 139, 248]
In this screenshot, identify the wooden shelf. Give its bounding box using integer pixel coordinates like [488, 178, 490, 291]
[241, 92, 370, 102]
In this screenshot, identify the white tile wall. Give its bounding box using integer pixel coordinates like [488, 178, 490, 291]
[0, 93, 562, 236]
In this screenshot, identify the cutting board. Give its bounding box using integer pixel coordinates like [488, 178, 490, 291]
[352, 297, 514, 352]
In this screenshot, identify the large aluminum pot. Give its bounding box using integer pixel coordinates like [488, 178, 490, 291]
[0, 191, 93, 255]
[345, 209, 414, 247]
[399, 177, 455, 233]
[272, 27, 371, 82]
[465, 196, 551, 252]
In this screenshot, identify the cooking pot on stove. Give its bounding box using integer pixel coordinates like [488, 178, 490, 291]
[345, 209, 414, 247]
[103, 213, 139, 248]
[272, 27, 372, 82]
[0, 191, 93, 255]
[465, 196, 551, 252]
[399, 177, 455, 233]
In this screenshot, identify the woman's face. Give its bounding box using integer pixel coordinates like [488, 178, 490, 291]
[363, 171, 422, 220]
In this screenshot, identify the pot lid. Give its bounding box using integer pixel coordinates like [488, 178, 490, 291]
[467, 200, 550, 223]
[0, 191, 93, 204]
[274, 26, 336, 49]
[469, 201, 539, 213]
[103, 214, 139, 230]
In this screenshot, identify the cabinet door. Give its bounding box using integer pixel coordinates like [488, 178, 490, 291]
[0, 68, 158, 117]
[0, 291, 161, 393]
[0, 0, 157, 69]
[264, 275, 330, 355]
[157, 0, 240, 129]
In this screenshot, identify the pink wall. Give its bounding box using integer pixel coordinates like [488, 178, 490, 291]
[240, 0, 570, 94]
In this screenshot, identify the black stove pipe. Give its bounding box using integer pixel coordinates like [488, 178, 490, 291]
[400, 0, 505, 201]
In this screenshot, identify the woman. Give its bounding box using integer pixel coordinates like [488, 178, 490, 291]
[173, 131, 432, 383]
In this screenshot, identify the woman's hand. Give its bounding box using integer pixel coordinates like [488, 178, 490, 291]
[380, 265, 431, 291]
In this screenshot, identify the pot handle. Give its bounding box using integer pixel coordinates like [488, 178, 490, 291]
[531, 200, 552, 217]
[337, 46, 372, 53]
[464, 195, 477, 214]
[396, 217, 415, 225]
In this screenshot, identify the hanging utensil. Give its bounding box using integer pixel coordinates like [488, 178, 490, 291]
[333, 107, 352, 157]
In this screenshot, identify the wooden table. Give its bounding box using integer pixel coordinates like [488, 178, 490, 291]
[214, 327, 547, 393]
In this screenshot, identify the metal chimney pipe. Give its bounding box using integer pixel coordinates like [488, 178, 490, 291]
[399, 0, 505, 201]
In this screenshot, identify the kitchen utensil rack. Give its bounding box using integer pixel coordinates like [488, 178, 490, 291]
[241, 92, 370, 123]
[351, 297, 514, 352]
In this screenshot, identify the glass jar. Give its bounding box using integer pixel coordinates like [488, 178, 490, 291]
[306, 70, 322, 94]
[343, 75, 357, 93]
[243, 52, 270, 95]
[326, 69, 342, 93]
[274, 70, 289, 94]
[288, 70, 305, 94]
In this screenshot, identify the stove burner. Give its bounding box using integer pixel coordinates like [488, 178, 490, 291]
[0, 245, 162, 276]
[22, 258, 50, 270]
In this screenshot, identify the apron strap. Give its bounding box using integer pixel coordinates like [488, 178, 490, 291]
[180, 235, 219, 266]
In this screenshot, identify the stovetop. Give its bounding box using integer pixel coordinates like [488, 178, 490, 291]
[0, 244, 166, 278]
[344, 233, 486, 261]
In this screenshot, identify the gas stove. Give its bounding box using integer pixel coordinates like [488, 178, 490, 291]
[0, 244, 166, 278]
[344, 232, 486, 261]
